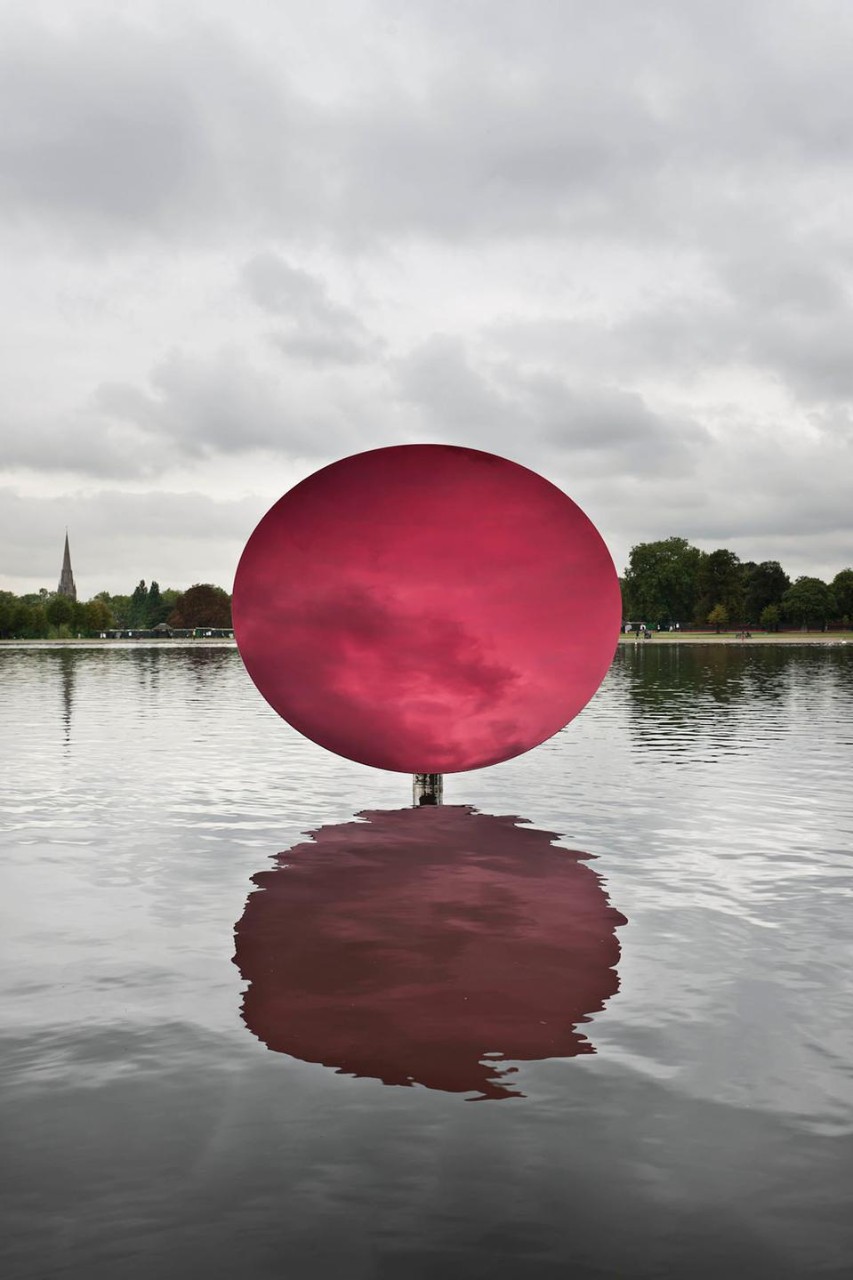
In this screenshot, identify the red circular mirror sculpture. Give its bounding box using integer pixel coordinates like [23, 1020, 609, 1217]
[233, 444, 621, 773]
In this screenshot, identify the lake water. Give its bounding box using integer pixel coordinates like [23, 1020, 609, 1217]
[1, 642, 851, 1279]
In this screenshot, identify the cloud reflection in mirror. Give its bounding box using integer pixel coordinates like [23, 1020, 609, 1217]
[233, 806, 626, 1100]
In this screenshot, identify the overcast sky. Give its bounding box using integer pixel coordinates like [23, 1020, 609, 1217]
[2, 0, 851, 597]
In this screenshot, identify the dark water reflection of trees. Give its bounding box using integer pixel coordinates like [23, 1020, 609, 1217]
[17, 644, 239, 745]
[615, 644, 853, 743]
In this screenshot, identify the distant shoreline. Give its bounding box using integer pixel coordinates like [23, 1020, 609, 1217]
[617, 631, 849, 646]
[0, 638, 237, 648]
[1, 634, 848, 651]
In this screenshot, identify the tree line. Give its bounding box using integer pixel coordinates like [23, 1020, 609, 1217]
[0, 580, 232, 640]
[621, 538, 853, 631]
[4, 545, 851, 639]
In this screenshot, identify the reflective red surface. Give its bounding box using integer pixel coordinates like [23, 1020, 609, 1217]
[232, 806, 627, 1100]
[233, 444, 621, 772]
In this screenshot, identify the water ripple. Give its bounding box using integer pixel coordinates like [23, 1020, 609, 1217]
[1, 641, 852, 1278]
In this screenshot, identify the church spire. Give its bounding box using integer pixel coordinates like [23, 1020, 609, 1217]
[57, 531, 77, 602]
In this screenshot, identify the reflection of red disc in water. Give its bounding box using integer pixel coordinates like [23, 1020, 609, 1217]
[233, 444, 621, 773]
[232, 807, 626, 1100]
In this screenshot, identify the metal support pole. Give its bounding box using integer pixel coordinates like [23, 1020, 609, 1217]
[412, 774, 443, 806]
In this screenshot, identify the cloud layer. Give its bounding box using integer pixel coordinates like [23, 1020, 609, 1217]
[1, 0, 851, 592]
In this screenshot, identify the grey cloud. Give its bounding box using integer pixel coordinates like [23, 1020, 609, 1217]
[630, 291, 853, 407]
[315, 1, 853, 249]
[682, 227, 853, 403]
[490, 236, 853, 409]
[94, 348, 353, 460]
[242, 253, 379, 364]
[513, 373, 709, 475]
[242, 255, 340, 319]
[393, 335, 707, 475]
[4, 2, 852, 254]
[7, 328, 396, 489]
[1, 0, 852, 587]
[393, 336, 516, 437]
[1, 405, 162, 480]
[272, 331, 374, 365]
[0, 15, 321, 246]
[0, 30, 203, 228]
[714, 241, 846, 316]
[749, 313, 853, 403]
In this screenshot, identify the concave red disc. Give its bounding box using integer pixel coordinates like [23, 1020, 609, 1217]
[233, 444, 621, 772]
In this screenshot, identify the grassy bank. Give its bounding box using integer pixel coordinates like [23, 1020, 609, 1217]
[0, 637, 236, 647]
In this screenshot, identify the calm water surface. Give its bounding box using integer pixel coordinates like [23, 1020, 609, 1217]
[1, 642, 851, 1279]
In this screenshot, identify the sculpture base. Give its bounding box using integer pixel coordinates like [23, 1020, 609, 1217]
[412, 774, 443, 806]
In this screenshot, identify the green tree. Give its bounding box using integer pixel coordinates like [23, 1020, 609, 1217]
[622, 537, 705, 626]
[0, 591, 16, 637]
[742, 561, 790, 624]
[99, 593, 131, 627]
[69, 601, 89, 636]
[707, 603, 728, 633]
[161, 588, 180, 618]
[831, 568, 853, 624]
[145, 581, 168, 627]
[168, 583, 232, 629]
[695, 549, 744, 625]
[128, 580, 148, 628]
[20, 603, 48, 638]
[782, 577, 835, 629]
[46, 595, 74, 630]
[6, 600, 29, 637]
[760, 603, 782, 632]
[84, 599, 113, 634]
